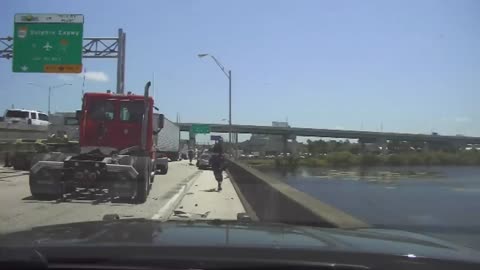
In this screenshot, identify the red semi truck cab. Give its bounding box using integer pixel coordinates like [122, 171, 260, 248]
[79, 92, 155, 155]
[30, 82, 162, 203]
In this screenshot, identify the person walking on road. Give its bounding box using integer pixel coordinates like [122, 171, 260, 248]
[210, 139, 226, 191]
[188, 149, 194, 165]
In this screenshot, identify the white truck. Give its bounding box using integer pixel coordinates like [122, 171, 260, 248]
[3, 109, 50, 126]
[154, 116, 180, 175]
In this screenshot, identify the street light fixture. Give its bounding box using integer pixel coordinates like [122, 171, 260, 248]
[198, 53, 233, 156]
[28, 82, 72, 115]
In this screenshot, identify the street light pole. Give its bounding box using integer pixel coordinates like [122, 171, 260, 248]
[48, 86, 51, 115]
[228, 70, 232, 147]
[198, 53, 234, 157]
[28, 83, 72, 114]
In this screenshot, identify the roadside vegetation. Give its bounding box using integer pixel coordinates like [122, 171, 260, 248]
[244, 151, 480, 169]
[242, 138, 480, 168]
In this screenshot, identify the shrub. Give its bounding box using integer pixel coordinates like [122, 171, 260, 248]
[326, 151, 355, 166]
[359, 154, 382, 166]
[386, 154, 408, 166]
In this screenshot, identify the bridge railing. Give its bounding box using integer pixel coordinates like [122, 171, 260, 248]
[226, 158, 368, 229]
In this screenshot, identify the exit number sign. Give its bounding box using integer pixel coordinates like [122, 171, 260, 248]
[13, 14, 84, 73]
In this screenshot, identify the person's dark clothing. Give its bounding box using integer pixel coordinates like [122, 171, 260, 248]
[188, 150, 194, 162]
[212, 142, 223, 154]
[210, 154, 226, 183]
[210, 154, 225, 171]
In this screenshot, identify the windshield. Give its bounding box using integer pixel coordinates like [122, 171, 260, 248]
[120, 101, 144, 122]
[38, 113, 48, 121]
[1, 0, 480, 264]
[5, 110, 28, 118]
[88, 100, 114, 121]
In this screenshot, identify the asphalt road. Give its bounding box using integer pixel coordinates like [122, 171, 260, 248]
[0, 160, 200, 233]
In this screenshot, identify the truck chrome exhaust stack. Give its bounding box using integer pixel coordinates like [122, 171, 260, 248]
[141, 81, 151, 152]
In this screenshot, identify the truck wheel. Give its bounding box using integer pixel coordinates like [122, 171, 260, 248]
[30, 191, 58, 200]
[133, 157, 152, 204]
[135, 173, 148, 204]
[159, 167, 168, 175]
[12, 159, 21, 170]
[65, 183, 75, 194]
[28, 153, 68, 200]
[29, 180, 61, 200]
[135, 165, 150, 204]
[13, 156, 25, 170]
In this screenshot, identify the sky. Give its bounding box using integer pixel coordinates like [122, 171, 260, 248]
[1, 0, 479, 143]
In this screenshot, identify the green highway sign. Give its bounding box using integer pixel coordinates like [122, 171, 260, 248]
[191, 124, 210, 134]
[13, 13, 84, 73]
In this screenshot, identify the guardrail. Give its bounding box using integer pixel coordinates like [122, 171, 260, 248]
[227, 159, 368, 229]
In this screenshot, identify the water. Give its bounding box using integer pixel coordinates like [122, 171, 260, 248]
[257, 166, 480, 250]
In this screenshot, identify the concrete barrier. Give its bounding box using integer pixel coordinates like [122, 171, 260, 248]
[0, 122, 48, 131]
[0, 122, 48, 142]
[0, 130, 48, 142]
[227, 159, 368, 229]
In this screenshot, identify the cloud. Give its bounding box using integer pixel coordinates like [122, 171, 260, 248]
[455, 117, 471, 123]
[334, 126, 345, 130]
[79, 71, 109, 82]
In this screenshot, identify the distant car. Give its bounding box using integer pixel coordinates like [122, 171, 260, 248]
[3, 109, 49, 126]
[197, 153, 211, 169]
[155, 151, 168, 175]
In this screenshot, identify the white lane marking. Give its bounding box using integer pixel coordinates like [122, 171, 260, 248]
[384, 186, 397, 189]
[151, 171, 202, 220]
[151, 185, 186, 220]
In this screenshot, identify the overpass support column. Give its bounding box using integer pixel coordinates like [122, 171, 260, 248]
[235, 133, 239, 158]
[283, 135, 288, 157]
[291, 136, 298, 157]
[422, 142, 430, 153]
[376, 137, 388, 154]
[189, 131, 196, 149]
[453, 141, 465, 152]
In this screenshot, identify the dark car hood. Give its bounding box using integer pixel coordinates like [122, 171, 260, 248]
[0, 219, 479, 263]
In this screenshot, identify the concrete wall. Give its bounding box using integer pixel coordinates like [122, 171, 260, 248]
[0, 123, 48, 142]
[227, 160, 368, 229]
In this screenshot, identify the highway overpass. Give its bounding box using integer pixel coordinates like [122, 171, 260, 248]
[178, 123, 480, 144]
